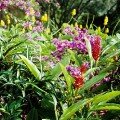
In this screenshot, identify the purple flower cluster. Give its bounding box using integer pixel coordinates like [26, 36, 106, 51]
[66, 65, 81, 77]
[23, 21, 44, 33]
[0, 0, 10, 10]
[52, 28, 90, 59]
[0, 0, 40, 17]
[33, 21, 44, 32]
[15, 0, 40, 17]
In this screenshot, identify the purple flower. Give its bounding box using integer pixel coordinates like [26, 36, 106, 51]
[66, 65, 81, 77]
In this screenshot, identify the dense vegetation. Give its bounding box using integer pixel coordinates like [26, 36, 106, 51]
[0, 0, 120, 120]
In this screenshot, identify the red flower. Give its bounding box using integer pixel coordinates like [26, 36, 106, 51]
[91, 36, 101, 61]
[80, 63, 88, 74]
[74, 76, 84, 89]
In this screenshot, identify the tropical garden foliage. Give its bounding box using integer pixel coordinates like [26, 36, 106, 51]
[0, 0, 120, 120]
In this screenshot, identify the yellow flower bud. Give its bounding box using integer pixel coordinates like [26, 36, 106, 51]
[97, 26, 101, 32]
[29, 25, 32, 30]
[30, 8, 35, 15]
[104, 16, 108, 26]
[79, 24, 82, 29]
[32, 16, 36, 22]
[71, 9, 76, 16]
[75, 22, 78, 27]
[22, 28, 25, 33]
[105, 28, 109, 34]
[41, 13, 48, 22]
[0, 20, 5, 27]
[46, 28, 50, 34]
[6, 15, 10, 19]
[7, 19, 10, 24]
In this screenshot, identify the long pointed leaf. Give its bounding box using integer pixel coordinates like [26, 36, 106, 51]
[79, 73, 108, 93]
[60, 99, 92, 120]
[19, 55, 41, 80]
[92, 91, 120, 105]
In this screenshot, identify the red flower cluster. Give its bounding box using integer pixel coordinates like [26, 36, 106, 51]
[74, 76, 84, 89]
[74, 63, 88, 89]
[91, 36, 101, 61]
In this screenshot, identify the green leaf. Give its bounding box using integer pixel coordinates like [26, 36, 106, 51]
[79, 73, 108, 93]
[116, 33, 120, 39]
[26, 108, 38, 120]
[50, 55, 70, 80]
[0, 108, 10, 115]
[59, 63, 74, 91]
[26, 83, 47, 94]
[92, 91, 120, 105]
[90, 103, 120, 111]
[102, 49, 120, 60]
[85, 37, 93, 68]
[102, 38, 119, 55]
[19, 55, 41, 80]
[84, 67, 99, 77]
[59, 99, 92, 120]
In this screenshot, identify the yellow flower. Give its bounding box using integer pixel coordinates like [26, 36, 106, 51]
[105, 28, 109, 34]
[104, 16, 108, 26]
[71, 9, 76, 16]
[97, 26, 101, 32]
[75, 22, 78, 27]
[79, 24, 82, 29]
[32, 16, 36, 22]
[22, 28, 25, 33]
[6, 15, 10, 19]
[46, 28, 50, 34]
[0, 20, 5, 27]
[29, 8, 35, 15]
[7, 19, 10, 24]
[29, 25, 33, 30]
[41, 13, 48, 22]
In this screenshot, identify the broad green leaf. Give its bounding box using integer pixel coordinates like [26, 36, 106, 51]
[0, 108, 9, 115]
[102, 49, 120, 60]
[19, 55, 41, 80]
[116, 33, 120, 39]
[59, 63, 74, 91]
[90, 103, 120, 111]
[26, 83, 47, 94]
[52, 95, 58, 120]
[60, 99, 92, 120]
[26, 108, 38, 120]
[60, 35, 73, 40]
[102, 39, 119, 55]
[79, 73, 108, 93]
[84, 67, 99, 77]
[92, 91, 120, 105]
[50, 56, 70, 80]
[68, 49, 80, 66]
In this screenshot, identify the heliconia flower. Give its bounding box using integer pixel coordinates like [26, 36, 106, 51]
[91, 36, 101, 61]
[74, 76, 84, 89]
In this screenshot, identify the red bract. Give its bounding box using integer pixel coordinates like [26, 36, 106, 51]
[91, 36, 101, 61]
[74, 76, 84, 89]
[80, 63, 88, 74]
